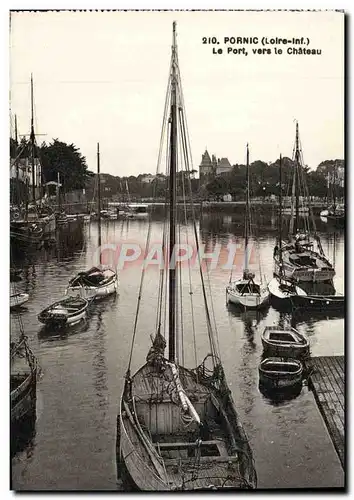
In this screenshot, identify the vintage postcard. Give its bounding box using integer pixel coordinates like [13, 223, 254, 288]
[10, 9, 344, 491]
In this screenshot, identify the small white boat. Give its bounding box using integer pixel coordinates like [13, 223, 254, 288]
[38, 296, 89, 328]
[261, 326, 309, 358]
[259, 357, 303, 389]
[10, 292, 29, 309]
[226, 145, 269, 310]
[227, 272, 270, 309]
[66, 266, 118, 300]
[268, 276, 306, 303]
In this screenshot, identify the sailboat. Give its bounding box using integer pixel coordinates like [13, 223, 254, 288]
[226, 145, 269, 309]
[10, 76, 56, 245]
[268, 155, 306, 304]
[273, 122, 335, 283]
[66, 143, 118, 300]
[117, 23, 257, 491]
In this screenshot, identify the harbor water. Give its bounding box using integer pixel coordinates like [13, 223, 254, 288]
[11, 211, 345, 490]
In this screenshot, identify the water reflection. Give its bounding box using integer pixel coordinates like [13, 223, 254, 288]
[11, 414, 36, 460]
[259, 383, 303, 406]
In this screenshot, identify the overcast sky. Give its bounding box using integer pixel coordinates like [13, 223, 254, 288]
[9, 10, 344, 176]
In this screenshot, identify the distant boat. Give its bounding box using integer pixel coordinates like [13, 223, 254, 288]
[117, 23, 257, 491]
[10, 77, 56, 245]
[261, 326, 309, 359]
[320, 166, 345, 225]
[226, 145, 269, 309]
[10, 292, 29, 309]
[259, 357, 303, 390]
[38, 295, 89, 328]
[273, 123, 335, 283]
[11, 336, 37, 424]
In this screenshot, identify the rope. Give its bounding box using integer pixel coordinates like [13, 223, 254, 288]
[126, 62, 172, 372]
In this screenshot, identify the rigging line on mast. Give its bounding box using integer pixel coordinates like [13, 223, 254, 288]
[179, 131, 198, 373]
[127, 74, 172, 371]
[174, 41, 221, 362]
[155, 115, 171, 336]
[176, 80, 221, 359]
[178, 106, 219, 364]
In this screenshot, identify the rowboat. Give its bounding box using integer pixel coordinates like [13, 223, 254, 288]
[66, 266, 118, 300]
[38, 296, 89, 328]
[10, 292, 29, 309]
[259, 357, 303, 390]
[261, 326, 309, 358]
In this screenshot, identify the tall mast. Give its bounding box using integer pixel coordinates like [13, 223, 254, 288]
[244, 143, 250, 270]
[30, 74, 36, 204]
[57, 172, 61, 211]
[168, 21, 177, 362]
[333, 162, 337, 212]
[294, 121, 300, 234]
[278, 154, 283, 266]
[14, 115, 20, 208]
[97, 142, 102, 262]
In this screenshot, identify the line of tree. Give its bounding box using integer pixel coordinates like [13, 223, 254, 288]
[10, 136, 344, 203]
[203, 157, 344, 201]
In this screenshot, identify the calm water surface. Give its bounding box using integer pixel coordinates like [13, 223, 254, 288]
[11, 212, 345, 490]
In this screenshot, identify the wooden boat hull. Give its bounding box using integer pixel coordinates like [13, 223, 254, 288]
[259, 358, 303, 389]
[39, 309, 87, 328]
[10, 293, 29, 309]
[11, 370, 37, 424]
[261, 326, 309, 359]
[66, 275, 118, 300]
[291, 294, 345, 311]
[118, 361, 256, 491]
[274, 254, 335, 283]
[38, 297, 89, 327]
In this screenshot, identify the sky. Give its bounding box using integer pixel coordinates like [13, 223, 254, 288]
[9, 10, 344, 176]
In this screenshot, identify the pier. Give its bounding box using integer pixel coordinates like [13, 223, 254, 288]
[307, 356, 345, 469]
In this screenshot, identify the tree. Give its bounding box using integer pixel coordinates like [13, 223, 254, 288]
[40, 139, 93, 192]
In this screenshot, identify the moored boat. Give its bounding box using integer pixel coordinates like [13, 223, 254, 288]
[66, 266, 118, 300]
[10, 292, 30, 309]
[268, 276, 306, 304]
[65, 144, 118, 300]
[291, 293, 345, 311]
[261, 326, 309, 358]
[11, 337, 37, 424]
[38, 296, 89, 327]
[273, 123, 335, 283]
[227, 270, 270, 309]
[226, 145, 269, 310]
[259, 357, 303, 390]
[118, 23, 257, 491]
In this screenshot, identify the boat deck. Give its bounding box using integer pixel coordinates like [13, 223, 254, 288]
[306, 356, 345, 469]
